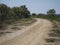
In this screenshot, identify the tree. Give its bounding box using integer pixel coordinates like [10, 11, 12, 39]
[19, 5, 30, 18]
[32, 13, 37, 16]
[47, 9, 56, 16]
[11, 7, 21, 19]
[0, 4, 10, 23]
[32, 13, 37, 18]
[11, 5, 30, 18]
[0, 4, 10, 28]
[37, 13, 45, 18]
[47, 9, 56, 20]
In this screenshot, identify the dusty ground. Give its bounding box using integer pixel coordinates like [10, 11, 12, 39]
[0, 18, 53, 45]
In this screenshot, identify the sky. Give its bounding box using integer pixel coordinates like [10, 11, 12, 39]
[0, 0, 60, 14]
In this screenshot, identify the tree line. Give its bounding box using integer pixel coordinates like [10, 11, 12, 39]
[32, 9, 60, 21]
[0, 4, 31, 24]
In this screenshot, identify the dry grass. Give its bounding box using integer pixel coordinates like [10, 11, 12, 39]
[44, 20, 60, 45]
[0, 18, 36, 37]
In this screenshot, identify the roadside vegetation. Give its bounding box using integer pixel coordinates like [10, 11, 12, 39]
[0, 4, 35, 29]
[32, 9, 60, 22]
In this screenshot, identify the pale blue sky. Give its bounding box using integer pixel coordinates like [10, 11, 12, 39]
[0, 0, 60, 14]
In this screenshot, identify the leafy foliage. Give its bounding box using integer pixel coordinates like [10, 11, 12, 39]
[0, 4, 30, 29]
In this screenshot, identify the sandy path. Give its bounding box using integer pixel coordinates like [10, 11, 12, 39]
[0, 18, 53, 45]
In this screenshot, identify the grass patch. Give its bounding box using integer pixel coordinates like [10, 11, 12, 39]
[0, 18, 36, 30]
[44, 43, 54, 45]
[5, 31, 12, 33]
[14, 18, 36, 26]
[0, 32, 5, 36]
[11, 27, 21, 30]
[51, 29, 60, 34]
[48, 32, 58, 37]
[45, 38, 55, 43]
[0, 32, 5, 34]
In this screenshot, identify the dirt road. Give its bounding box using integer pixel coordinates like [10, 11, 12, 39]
[0, 19, 53, 45]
